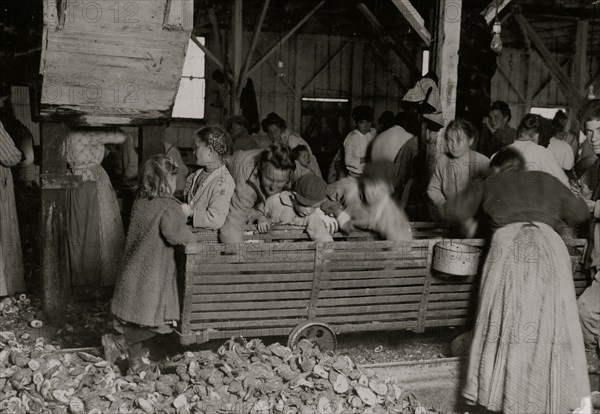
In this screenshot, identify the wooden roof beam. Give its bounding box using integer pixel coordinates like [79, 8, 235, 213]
[389, 0, 431, 46]
[190, 36, 235, 83]
[236, 0, 270, 99]
[482, 0, 512, 24]
[248, 0, 327, 76]
[355, 2, 419, 77]
[513, 12, 581, 103]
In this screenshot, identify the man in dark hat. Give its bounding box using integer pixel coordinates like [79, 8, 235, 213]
[225, 115, 260, 152]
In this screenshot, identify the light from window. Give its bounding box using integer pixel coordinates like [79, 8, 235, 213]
[421, 50, 430, 76]
[172, 37, 206, 119]
[530, 107, 565, 119]
[302, 97, 349, 103]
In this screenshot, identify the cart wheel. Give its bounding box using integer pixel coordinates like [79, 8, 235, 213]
[287, 322, 337, 352]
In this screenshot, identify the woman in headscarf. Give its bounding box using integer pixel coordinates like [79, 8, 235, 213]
[440, 146, 591, 414]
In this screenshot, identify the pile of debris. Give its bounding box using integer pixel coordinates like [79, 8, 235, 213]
[0, 335, 434, 414]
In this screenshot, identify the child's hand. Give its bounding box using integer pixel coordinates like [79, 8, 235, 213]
[181, 203, 193, 218]
[321, 215, 339, 234]
[257, 218, 271, 233]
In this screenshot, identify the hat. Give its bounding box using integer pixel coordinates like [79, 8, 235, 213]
[225, 115, 249, 130]
[294, 174, 327, 206]
[578, 99, 600, 132]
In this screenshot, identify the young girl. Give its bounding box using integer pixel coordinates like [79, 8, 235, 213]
[106, 154, 196, 375]
[343, 105, 377, 177]
[427, 119, 489, 214]
[182, 127, 235, 229]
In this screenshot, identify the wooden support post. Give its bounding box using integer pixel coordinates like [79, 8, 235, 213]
[140, 126, 165, 164]
[481, 0, 511, 24]
[40, 122, 69, 323]
[248, 1, 327, 76]
[294, 37, 302, 132]
[585, 70, 600, 91]
[389, 0, 431, 46]
[237, 0, 270, 99]
[513, 13, 580, 102]
[432, 0, 462, 177]
[231, 0, 243, 113]
[208, 8, 223, 60]
[574, 20, 589, 94]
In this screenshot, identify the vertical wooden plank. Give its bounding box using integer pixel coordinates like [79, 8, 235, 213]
[435, 0, 462, 123]
[141, 126, 165, 164]
[180, 253, 196, 340]
[40, 122, 69, 323]
[307, 243, 325, 320]
[416, 239, 435, 332]
[294, 37, 302, 132]
[351, 42, 364, 107]
[231, 0, 243, 114]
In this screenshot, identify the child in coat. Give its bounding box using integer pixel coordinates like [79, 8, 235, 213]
[343, 106, 377, 177]
[182, 127, 235, 229]
[253, 174, 338, 241]
[105, 154, 196, 375]
[323, 161, 412, 241]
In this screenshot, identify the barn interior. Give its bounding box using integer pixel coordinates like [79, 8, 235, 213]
[0, 0, 600, 411]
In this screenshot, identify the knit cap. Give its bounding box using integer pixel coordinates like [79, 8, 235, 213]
[294, 174, 327, 206]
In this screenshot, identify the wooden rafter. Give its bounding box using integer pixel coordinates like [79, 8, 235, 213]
[355, 2, 419, 77]
[244, 35, 296, 94]
[389, 0, 431, 46]
[232, 0, 243, 82]
[248, 0, 327, 76]
[496, 61, 527, 103]
[481, 0, 512, 24]
[208, 8, 223, 60]
[585, 70, 600, 90]
[236, 0, 271, 98]
[574, 19, 589, 93]
[531, 58, 571, 101]
[302, 42, 350, 91]
[190, 36, 235, 83]
[513, 12, 580, 102]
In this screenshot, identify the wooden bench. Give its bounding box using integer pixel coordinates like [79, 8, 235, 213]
[178, 237, 589, 345]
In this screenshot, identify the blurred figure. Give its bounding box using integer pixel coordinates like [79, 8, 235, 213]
[377, 110, 396, 133]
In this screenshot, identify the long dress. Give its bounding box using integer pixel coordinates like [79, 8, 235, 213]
[65, 129, 126, 287]
[0, 122, 25, 295]
[441, 169, 591, 413]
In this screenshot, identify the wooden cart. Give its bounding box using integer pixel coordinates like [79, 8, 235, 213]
[178, 224, 589, 348]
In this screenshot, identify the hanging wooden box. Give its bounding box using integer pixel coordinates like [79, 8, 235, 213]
[38, 0, 193, 125]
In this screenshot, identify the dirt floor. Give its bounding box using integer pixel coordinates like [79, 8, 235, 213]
[0, 291, 461, 364]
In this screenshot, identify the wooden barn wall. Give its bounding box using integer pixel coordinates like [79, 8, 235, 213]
[491, 48, 600, 128]
[204, 31, 415, 143]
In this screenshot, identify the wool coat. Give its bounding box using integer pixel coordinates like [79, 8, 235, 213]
[111, 196, 196, 328]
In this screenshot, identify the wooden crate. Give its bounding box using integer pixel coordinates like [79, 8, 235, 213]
[191, 222, 450, 243]
[179, 237, 589, 345]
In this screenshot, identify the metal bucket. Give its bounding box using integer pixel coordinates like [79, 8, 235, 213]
[432, 242, 481, 276]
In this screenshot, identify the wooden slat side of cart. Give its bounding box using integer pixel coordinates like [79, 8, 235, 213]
[178, 237, 589, 345]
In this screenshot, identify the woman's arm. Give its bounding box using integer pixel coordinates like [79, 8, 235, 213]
[438, 179, 486, 223]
